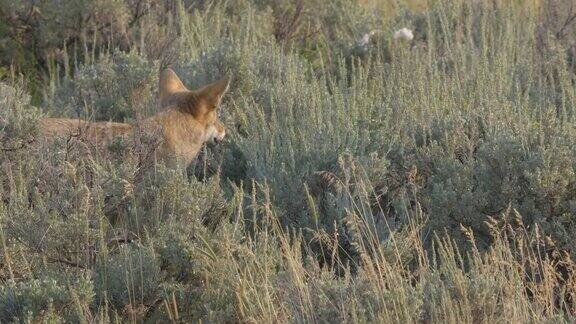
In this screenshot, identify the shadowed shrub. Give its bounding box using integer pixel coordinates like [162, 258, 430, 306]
[2, 0, 576, 322]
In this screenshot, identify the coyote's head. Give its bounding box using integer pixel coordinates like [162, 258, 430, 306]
[159, 68, 230, 145]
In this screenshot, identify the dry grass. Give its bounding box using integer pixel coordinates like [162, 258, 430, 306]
[1, 0, 576, 322]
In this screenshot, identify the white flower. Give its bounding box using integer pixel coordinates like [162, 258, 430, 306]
[358, 34, 371, 47]
[358, 30, 377, 47]
[393, 28, 414, 41]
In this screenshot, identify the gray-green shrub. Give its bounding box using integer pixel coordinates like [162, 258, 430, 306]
[1, 0, 576, 322]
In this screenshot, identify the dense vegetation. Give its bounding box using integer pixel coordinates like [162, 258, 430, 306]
[2, 0, 576, 322]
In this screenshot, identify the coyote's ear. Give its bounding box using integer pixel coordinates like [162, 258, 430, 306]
[197, 77, 230, 108]
[159, 68, 188, 101]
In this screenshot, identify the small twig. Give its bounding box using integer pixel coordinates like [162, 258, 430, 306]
[556, 3, 576, 40]
[274, 0, 305, 46]
[0, 138, 35, 152]
[22, 0, 38, 26]
[46, 256, 88, 269]
[6, 227, 89, 270]
[128, 0, 151, 28]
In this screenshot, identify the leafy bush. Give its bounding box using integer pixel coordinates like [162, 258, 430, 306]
[93, 245, 161, 315]
[0, 82, 41, 153]
[0, 274, 93, 322]
[46, 51, 158, 122]
[2, 0, 576, 322]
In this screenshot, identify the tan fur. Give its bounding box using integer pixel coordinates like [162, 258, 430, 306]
[40, 68, 229, 167]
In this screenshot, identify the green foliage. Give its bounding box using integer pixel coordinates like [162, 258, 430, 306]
[0, 82, 41, 152]
[93, 245, 161, 313]
[46, 51, 158, 122]
[0, 274, 93, 322]
[2, 0, 576, 322]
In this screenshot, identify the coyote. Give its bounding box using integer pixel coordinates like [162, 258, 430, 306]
[40, 69, 230, 167]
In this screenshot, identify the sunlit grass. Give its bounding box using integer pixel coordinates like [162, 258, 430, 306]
[1, 0, 576, 322]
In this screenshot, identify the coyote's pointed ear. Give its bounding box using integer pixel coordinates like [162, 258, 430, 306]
[159, 68, 188, 101]
[197, 77, 230, 108]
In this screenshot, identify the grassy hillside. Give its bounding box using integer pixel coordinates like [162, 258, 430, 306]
[1, 0, 576, 322]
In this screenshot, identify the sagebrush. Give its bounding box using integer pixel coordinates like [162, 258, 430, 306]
[1, 0, 576, 322]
